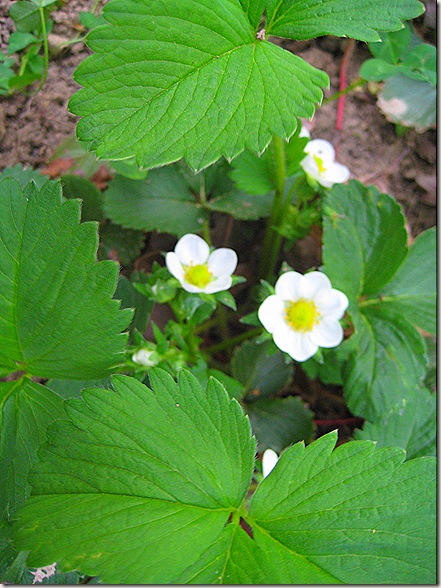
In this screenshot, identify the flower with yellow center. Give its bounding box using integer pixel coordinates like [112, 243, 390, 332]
[258, 270, 349, 362]
[300, 139, 350, 188]
[166, 234, 238, 294]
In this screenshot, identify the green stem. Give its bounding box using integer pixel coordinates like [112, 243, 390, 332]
[198, 172, 211, 244]
[204, 327, 262, 354]
[258, 135, 287, 280]
[266, 174, 305, 275]
[322, 77, 364, 105]
[37, 6, 49, 90]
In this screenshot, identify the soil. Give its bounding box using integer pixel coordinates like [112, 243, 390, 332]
[0, 0, 437, 438]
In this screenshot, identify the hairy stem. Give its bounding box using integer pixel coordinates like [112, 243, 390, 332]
[258, 135, 287, 280]
[37, 6, 49, 90]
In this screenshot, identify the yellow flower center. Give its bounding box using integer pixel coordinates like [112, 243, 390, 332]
[313, 154, 327, 175]
[183, 263, 213, 288]
[285, 298, 319, 332]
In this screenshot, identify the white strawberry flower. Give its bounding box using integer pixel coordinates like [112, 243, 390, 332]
[262, 448, 279, 478]
[166, 234, 238, 294]
[258, 271, 349, 362]
[300, 139, 350, 188]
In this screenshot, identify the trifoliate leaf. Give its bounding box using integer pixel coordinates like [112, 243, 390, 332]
[104, 168, 208, 236]
[13, 370, 256, 584]
[322, 182, 435, 420]
[246, 396, 314, 452]
[247, 431, 435, 584]
[355, 385, 436, 460]
[0, 379, 64, 581]
[69, 0, 328, 171]
[265, 0, 424, 42]
[0, 178, 132, 379]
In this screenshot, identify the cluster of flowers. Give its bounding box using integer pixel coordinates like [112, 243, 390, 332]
[133, 233, 348, 364]
[134, 134, 349, 364]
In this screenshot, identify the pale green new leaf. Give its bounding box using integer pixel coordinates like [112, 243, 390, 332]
[265, 0, 424, 42]
[13, 370, 256, 584]
[104, 167, 208, 236]
[247, 431, 435, 584]
[0, 379, 65, 581]
[0, 178, 132, 379]
[69, 0, 328, 171]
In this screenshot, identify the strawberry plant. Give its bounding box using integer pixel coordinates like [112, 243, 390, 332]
[0, 0, 436, 584]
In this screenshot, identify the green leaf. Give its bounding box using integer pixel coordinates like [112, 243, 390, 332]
[343, 306, 427, 420]
[46, 378, 112, 398]
[13, 370, 256, 584]
[114, 275, 153, 339]
[379, 228, 436, 334]
[230, 149, 276, 195]
[98, 222, 145, 266]
[104, 168, 208, 236]
[232, 339, 293, 398]
[367, 24, 414, 63]
[207, 190, 272, 220]
[246, 396, 314, 452]
[9, 1, 42, 34]
[0, 178, 132, 379]
[377, 74, 436, 132]
[265, 0, 424, 42]
[0, 165, 48, 188]
[60, 174, 105, 222]
[354, 385, 436, 460]
[7, 32, 37, 54]
[0, 379, 64, 581]
[322, 183, 436, 421]
[322, 180, 408, 300]
[247, 431, 435, 584]
[238, 0, 266, 28]
[69, 0, 328, 171]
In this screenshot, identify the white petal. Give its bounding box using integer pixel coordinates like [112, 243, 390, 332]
[299, 125, 311, 139]
[181, 282, 204, 293]
[258, 295, 286, 334]
[275, 271, 303, 300]
[310, 319, 344, 348]
[300, 154, 319, 177]
[262, 449, 279, 478]
[174, 234, 210, 265]
[208, 248, 238, 277]
[304, 139, 335, 161]
[204, 275, 232, 294]
[165, 252, 184, 281]
[274, 327, 318, 362]
[324, 162, 350, 185]
[315, 289, 349, 320]
[304, 271, 332, 298]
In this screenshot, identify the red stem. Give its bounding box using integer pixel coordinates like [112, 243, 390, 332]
[336, 39, 356, 131]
